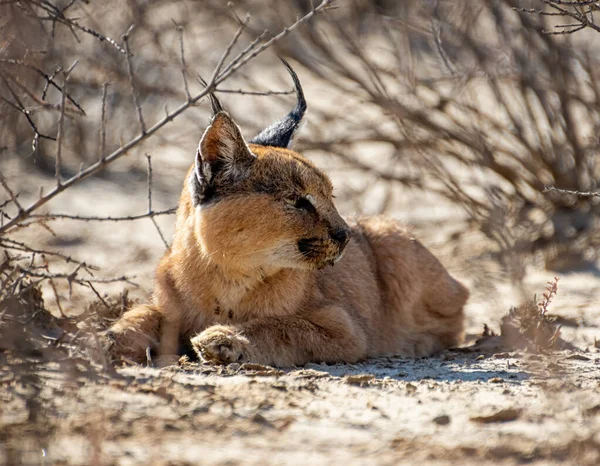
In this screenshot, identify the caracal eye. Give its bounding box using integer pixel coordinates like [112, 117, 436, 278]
[285, 194, 316, 213]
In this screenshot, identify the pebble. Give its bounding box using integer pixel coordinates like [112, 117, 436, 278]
[433, 414, 451, 425]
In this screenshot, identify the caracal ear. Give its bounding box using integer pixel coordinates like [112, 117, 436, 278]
[190, 112, 255, 206]
[199, 111, 254, 169]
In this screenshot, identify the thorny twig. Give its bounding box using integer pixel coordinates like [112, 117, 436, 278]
[55, 60, 78, 186]
[98, 83, 109, 162]
[23, 0, 127, 54]
[543, 186, 600, 198]
[0, 58, 86, 115]
[515, 0, 600, 34]
[0, 237, 96, 266]
[0, 170, 24, 213]
[27, 209, 177, 223]
[122, 25, 146, 135]
[213, 87, 295, 96]
[145, 154, 170, 249]
[173, 21, 191, 101]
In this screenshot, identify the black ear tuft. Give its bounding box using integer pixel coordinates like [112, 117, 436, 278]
[250, 58, 307, 148]
[198, 75, 225, 116]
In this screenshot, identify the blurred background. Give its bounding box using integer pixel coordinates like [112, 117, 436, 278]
[1, 0, 600, 347]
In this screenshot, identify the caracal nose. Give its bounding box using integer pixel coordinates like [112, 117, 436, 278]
[330, 227, 351, 246]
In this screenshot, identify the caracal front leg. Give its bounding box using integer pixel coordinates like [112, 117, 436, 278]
[191, 306, 367, 366]
[105, 268, 183, 367]
[104, 304, 162, 364]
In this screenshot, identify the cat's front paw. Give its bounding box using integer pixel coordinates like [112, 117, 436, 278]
[191, 325, 250, 364]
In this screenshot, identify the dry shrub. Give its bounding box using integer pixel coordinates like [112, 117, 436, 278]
[0, 254, 97, 366]
[248, 0, 600, 273]
[0, 245, 138, 369]
[500, 300, 562, 352]
[82, 289, 136, 331]
[500, 277, 573, 351]
[474, 277, 575, 352]
[0, 0, 257, 174]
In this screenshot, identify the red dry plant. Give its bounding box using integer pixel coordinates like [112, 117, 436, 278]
[538, 277, 559, 316]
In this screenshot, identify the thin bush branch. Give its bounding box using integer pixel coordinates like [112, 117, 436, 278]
[145, 154, 170, 249]
[543, 186, 600, 198]
[122, 25, 146, 135]
[27, 209, 177, 223]
[173, 21, 191, 101]
[515, 0, 600, 34]
[98, 83, 109, 162]
[0, 171, 24, 214]
[55, 60, 78, 186]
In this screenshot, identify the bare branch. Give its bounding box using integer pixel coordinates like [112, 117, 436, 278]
[0, 237, 96, 267]
[55, 60, 79, 187]
[543, 186, 600, 197]
[122, 25, 146, 134]
[516, 0, 600, 34]
[17, 267, 137, 286]
[24, 0, 127, 54]
[215, 0, 335, 84]
[98, 83, 109, 162]
[214, 88, 295, 96]
[27, 209, 177, 223]
[0, 71, 56, 143]
[0, 58, 85, 114]
[209, 13, 251, 85]
[173, 22, 192, 101]
[0, 172, 23, 215]
[145, 154, 170, 249]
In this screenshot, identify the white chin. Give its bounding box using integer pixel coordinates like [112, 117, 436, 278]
[334, 249, 346, 263]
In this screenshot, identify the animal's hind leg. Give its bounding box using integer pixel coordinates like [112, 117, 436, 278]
[415, 242, 469, 348]
[104, 304, 162, 364]
[425, 273, 469, 317]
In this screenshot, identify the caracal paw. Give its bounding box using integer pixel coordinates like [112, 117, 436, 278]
[191, 325, 250, 365]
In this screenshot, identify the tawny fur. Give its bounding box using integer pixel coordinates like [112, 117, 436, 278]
[106, 115, 468, 367]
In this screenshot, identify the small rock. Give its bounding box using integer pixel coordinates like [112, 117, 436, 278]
[241, 363, 271, 371]
[240, 363, 283, 376]
[304, 363, 325, 370]
[227, 363, 241, 372]
[271, 382, 288, 391]
[489, 377, 504, 383]
[433, 414, 451, 425]
[344, 374, 374, 386]
[251, 413, 275, 428]
[405, 383, 417, 395]
[289, 369, 330, 379]
[564, 354, 591, 361]
[470, 407, 522, 424]
[583, 404, 600, 416]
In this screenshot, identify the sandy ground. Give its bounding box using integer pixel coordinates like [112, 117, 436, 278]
[2, 349, 600, 465]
